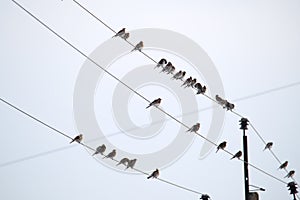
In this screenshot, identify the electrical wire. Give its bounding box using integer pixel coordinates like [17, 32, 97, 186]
[0, 96, 203, 195]
[71, 0, 290, 186]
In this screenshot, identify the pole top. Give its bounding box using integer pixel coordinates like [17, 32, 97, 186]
[239, 118, 249, 130]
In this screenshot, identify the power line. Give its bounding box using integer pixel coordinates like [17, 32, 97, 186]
[71, 0, 290, 186]
[0, 96, 203, 195]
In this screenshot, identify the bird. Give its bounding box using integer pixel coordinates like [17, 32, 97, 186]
[185, 77, 196, 88]
[231, 150, 242, 160]
[216, 141, 227, 153]
[285, 170, 295, 178]
[186, 123, 200, 133]
[126, 158, 137, 169]
[113, 28, 125, 37]
[225, 102, 235, 111]
[178, 71, 186, 80]
[147, 169, 159, 179]
[172, 70, 182, 79]
[263, 142, 273, 151]
[69, 134, 83, 144]
[131, 41, 144, 51]
[166, 66, 175, 74]
[146, 98, 162, 109]
[116, 157, 130, 166]
[181, 77, 192, 87]
[200, 194, 211, 200]
[121, 32, 130, 40]
[92, 144, 106, 156]
[278, 161, 288, 170]
[160, 62, 172, 73]
[155, 58, 167, 69]
[195, 83, 206, 95]
[215, 95, 227, 107]
[103, 149, 116, 159]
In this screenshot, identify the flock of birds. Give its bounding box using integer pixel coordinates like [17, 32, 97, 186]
[67, 28, 295, 199]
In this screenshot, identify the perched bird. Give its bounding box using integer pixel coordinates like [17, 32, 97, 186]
[172, 70, 182, 79]
[181, 77, 192, 87]
[69, 134, 83, 144]
[178, 71, 186, 80]
[278, 161, 288, 170]
[121, 32, 130, 40]
[215, 95, 227, 107]
[116, 157, 130, 166]
[186, 123, 200, 133]
[225, 102, 235, 111]
[195, 83, 206, 95]
[216, 141, 227, 153]
[263, 142, 273, 151]
[131, 41, 144, 52]
[167, 66, 175, 74]
[103, 149, 116, 159]
[147, 169, 159, 179]
[155, 58, 167, 69]
[161, 62, 172, 73]
[285, 170, 295, 178]
[231, 150, 242, 160]
[146, 98, 162, 109]
[200, 194, 211, 200]
[126, 158, 137, 169]
[92, 144, 106, 156]
[113, 28, 125, 37]
[188, 78, 197, 88]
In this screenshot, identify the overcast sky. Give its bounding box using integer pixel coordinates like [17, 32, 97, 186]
[1, 0, 300, 200]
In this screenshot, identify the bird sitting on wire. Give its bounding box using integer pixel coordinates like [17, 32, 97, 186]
[263, 142, 273, 151]
[278, 161, 288, 170]
[216, 141, 227, 153]
[146, 98, 162, 109]
[181, 77, 192, 87]
[69, 134, 83, 144]
[230, 150, 242, 160]
[186, 123, 200, 133]
[284, 170, 295, 178]
[200, 194, 211, 200]
[92, 144, 106, 156]
[116, 157, 130, 166]
[103, 149, 116, 159]
[113, 28, 126, 38]
[125, 159, 137, 170]
[172, 70, 182, 79]
[147, 169, 159, 179]
[194, 83, 206, 95]
[131, 41, 144, 52]
[155, 58, 167, 69]
[121, 32, 130, 40]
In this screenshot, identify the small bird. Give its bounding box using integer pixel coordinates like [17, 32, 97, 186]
[146, 98, 162, 109]
[200, 194, 211, 200]
[172, 70, 182, 79]
[178, 71, 186, 80]
[147, 169, 159, 179]
[167, 66, 175, 74]
[216, 141, 227, 153]
[121, 32, 130, 40]
[215, 95, 227, 107]
[187, 78, 197, 88]
[231, 150, 242, 160]
[155, 58, 167, 69]
[69, 134, 83, 144]
[181, 77, 192, 87]
[186, 123, 200, 133]
[194, 83, 206, 95]
[126, 158, 137, 169]
[263, 142, 273, 151]
[278, 161, 288, 170]
[92, 144, 106, 156]
[113, 28, 125, 37]
[284, 170, 295, 178]
[225, 102, 235, 111]
[161, 62, 172, 73]
[103, 149, 116, 159]
[131, 41, 144, 52]
[116, 157, 130, 166]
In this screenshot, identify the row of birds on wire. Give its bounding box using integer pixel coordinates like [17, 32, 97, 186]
[112, 28, 296, 179]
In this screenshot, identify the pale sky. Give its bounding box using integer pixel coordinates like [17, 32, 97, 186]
[0, 0, 300, 200]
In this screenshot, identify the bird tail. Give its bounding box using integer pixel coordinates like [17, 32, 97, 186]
[69, 140, 74, 144]
[146, 105, 151, 109]
[216, 149, 219, 153]
[230, 157, 234, 160]
[92, 152, 96, 156]
[147, 175, 152, 179]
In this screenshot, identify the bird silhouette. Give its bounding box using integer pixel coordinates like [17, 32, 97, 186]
[263, 142, 273, 151]
[200, 194, 211, 200]
[69, 134, 83, 144]
[92, 144, 106, 156]
[116, 157, 130, 166]
[103, 149, 116, 159]
[186, 123, 200, 133]
[121, 32, 130, 40]
[147, 169, 159, 179]
[131, 41, 144, 52]
[126, 159, 137, 170]
[146, 98, 162, 109]
[181, 77, 192, 87]
[179, 71, 186, 80]
[285, 170, 295, 178]
[231, 150, 242, 160]
[278, 161, 288, 170]
[216, 141, 227, 153]
[155, 58, 167, 69]
[172, 70, 182, 79]
[113, 28, 125, 37]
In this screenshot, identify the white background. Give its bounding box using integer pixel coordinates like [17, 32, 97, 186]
[0, 0, 300, 200]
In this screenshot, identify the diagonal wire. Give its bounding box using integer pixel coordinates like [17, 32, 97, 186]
[0, 96, 202, 195]
[11, 0, 289, 186]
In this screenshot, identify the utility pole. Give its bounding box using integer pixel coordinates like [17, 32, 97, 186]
[240, 118, 250, 200]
